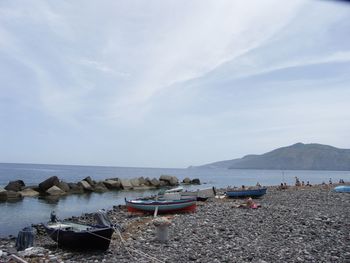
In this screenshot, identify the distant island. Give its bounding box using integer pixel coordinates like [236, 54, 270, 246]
[192, 143, 350, 171]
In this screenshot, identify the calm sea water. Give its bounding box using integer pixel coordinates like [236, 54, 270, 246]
[0, 163, 349, 237]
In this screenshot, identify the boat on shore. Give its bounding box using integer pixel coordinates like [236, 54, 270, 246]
[43, 211, 114, 250]
[225, 187, 267, 198]
[334, 185, 350, 193]
[125, 198, 196, 214]
[180, 187, 216, 201]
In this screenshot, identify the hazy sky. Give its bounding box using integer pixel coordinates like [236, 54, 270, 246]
[1, 0, 350, 168]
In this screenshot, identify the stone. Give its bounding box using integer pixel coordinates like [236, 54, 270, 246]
[93, 182, 108, 193]
[191, 178, 201, 184]
[39, 176, 59, 192]
[103, 179, 121, 189]
[138, 177, 146, 185]
[84, 176, 94, 186]
[0, 188, 8, 201]
[6, 190, 23, 200]
[183, 177, 191, 184]
[78, 180, 93, 191]
[68, 183, 84, 194]
[159, 175, 179, 186]
[20, 188, 40, 197]
[58, 181, 70, 192]
[5, 180, 25, 192]
[46, 186, 66, 196]
[150, 178, 160, 187]
[130, 178, 141, 187]
[120, 179, 133, 190]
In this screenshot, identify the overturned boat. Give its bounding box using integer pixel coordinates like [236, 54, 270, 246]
[225, 187, 267, 198]
[43, 212, 114, 250]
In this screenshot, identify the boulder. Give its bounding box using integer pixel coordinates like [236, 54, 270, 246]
[58, 181, 70, 192]
[46, 186, 66, 196]
[0, 188, 7, 201]
[130, 178, 141, 187]
[39, 176, 59, 192]
[5, 180, 25, 192]
[191, 178, 201, 185]
[138, 177, 147, 185]
[150, 178, 160, 187]
[183, 177, 191, 184]
[68, 183, 84, 194]
[103, 179, 121, 189]
[20, 188, 40, 197]
[78, 180, 93, 191]
[144, 177, 152, 186]
[93, 182, 108, 193]
[159, 180, 167, 187]
[159, 175, 179, 186]
[6, 190, 23, 200]
[84, 176, 95, 186]
[120, 179, 133, 190]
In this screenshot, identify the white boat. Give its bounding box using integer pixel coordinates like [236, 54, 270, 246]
[181, 187, 216, 201]
[164, 186, 184, 193]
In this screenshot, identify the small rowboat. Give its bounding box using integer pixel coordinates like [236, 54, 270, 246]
[225, 188, 267, 198]
[43, 222, 114, 250]
[125, 198, 196, 214]
[334, 185, 350, 193]
[43, 211, 114, 250]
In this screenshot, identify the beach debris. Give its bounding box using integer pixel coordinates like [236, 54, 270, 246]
[15, 226, 35, 251]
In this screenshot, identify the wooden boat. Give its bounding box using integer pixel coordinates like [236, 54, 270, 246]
[125, 198, 196, 214]
[225, 187, 267, 198]
[180, 187, 216, 201]
[43, 222, 114, 250]
[334, 185, 350, 193]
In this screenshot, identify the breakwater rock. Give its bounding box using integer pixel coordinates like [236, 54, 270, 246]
[0, 175, 201, 202]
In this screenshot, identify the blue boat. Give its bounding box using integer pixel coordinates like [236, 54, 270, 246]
[334, 185, 350, 193]
[225, 188, 267, 198]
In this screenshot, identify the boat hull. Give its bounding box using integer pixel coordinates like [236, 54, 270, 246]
[334, 185, 350, 193]
[225, 188, 267, 198]
[125, 199, 196, 214]
[44, 223, 114, 250]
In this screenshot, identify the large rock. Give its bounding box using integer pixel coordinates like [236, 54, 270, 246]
[5, 180, 25, 192]
[183, 177, 191, 184]
[93, 182, 108, 193]
[103, 179, 121, 189]
[144, 177, 152, 186]
[191, 178, 201, 185]
[6, 190, 23, 200]
[46, 186, 66, 196]
[138, 177, 147, 185]
[39, 176, 59, 192]
[120, 179, 133, 190]
[150, 178, 160, 187]
[130, 178, 141, 187]
[58, 181, 70, 192]
[0, 188, 7, 201]
[84, 176, 95, 186]
[159, 175, 179, 186]
[68, 183, 84, 194]
[78, 180, 93, 191]
[20, 188, 40, 197]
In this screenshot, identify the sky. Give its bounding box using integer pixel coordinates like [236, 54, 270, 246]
[1, 0, 350, 168]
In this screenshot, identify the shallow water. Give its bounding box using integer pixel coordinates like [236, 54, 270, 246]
[0, 163, 349, 237]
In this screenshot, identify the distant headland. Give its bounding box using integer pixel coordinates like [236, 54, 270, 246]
[192, 143, 350, 171]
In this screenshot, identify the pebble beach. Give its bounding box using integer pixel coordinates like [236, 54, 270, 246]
[1, 184, 349, 263]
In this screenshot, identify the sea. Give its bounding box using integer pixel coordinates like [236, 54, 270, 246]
[0, 162, 349, 237]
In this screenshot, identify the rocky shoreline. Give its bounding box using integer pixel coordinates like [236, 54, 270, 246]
[1, 184, 350, 262]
